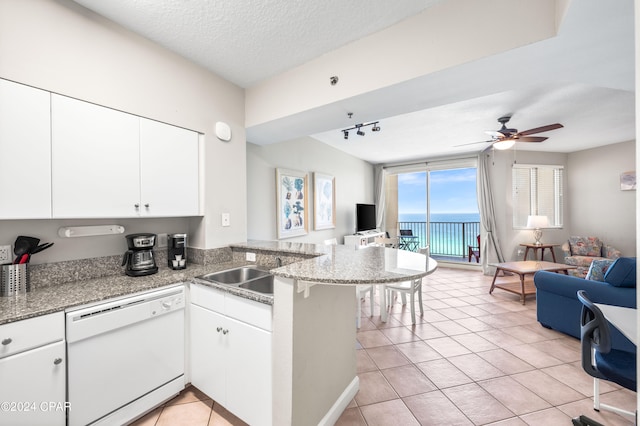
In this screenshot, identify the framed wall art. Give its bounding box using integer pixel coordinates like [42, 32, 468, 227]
[313, 172, 336, 230]
[275, 168, 308, 239]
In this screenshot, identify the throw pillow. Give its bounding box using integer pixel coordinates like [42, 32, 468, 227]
[569, 236, 602, 256]
[604, 257, 636, 287]
[586, 259, 615, 282]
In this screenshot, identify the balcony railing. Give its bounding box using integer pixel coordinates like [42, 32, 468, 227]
[398, 221, 481, 259]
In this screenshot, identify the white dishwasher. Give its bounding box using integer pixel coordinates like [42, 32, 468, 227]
[66, 285, 185, 426]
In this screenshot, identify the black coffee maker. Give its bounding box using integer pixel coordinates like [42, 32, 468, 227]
[122, 233, 159, 277]
[168, 233, 187, 270]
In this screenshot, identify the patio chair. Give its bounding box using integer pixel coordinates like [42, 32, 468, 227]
[468, 234, 480, 263]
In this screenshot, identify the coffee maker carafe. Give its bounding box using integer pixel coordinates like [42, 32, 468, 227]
[122, 233, 159, 277]
[168, 234, 187, 270]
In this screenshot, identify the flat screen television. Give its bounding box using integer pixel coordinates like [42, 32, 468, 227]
[356, 203, 377, 233]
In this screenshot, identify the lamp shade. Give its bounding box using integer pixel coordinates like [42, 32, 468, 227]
[526, 215, 549, 229]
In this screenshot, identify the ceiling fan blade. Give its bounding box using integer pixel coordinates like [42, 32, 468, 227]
[454, 140, 493, 147]
[517, 136, 548, 143]
[517, 123, 563, 136]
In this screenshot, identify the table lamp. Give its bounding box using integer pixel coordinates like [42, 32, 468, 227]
[527, 215, 549, 246]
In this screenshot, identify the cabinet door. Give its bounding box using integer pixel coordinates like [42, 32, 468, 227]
[190, 304, 227, 406]
[225, 316, 272, 426]
[0, 80, 51, 219]
[139, 118, 199, 216]
[51, 94, 140, 218]
[0, 341, 66, 426]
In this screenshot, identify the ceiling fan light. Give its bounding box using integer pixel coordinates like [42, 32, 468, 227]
[493, 139, 516, 150]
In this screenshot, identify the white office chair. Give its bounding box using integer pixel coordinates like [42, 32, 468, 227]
[385, 247, 429, 324]
[324, 237, 373, 328]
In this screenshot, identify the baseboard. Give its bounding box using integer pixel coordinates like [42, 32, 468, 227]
[317, 376, 359, 426]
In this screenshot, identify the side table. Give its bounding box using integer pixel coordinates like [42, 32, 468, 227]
[520, 243, 559, 262]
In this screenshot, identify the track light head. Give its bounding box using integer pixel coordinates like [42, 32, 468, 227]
[371, 124, 380, 132]
[357, 129, 365, 136]
[340, 120, 380, 140]
[343, 130, 349, 139]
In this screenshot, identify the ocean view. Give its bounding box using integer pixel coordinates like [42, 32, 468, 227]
[398, 212, 480, 257]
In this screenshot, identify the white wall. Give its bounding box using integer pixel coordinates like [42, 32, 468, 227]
[567, 140, 636, 255]
[247, 138, 374, 243]
[490, 141, 636, 263]
[0, 0, 246, 263]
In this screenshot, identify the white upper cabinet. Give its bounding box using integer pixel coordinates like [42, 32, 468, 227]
[51, 95, 200, 218]
[139, 118, 199, 217]
[0, 80, 52, 219]
[51, 94, 140, 218]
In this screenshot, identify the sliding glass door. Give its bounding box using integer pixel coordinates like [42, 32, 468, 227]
[385, 158, 479, 264]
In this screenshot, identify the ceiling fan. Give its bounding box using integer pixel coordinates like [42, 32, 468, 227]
[460, 115, 564, 150]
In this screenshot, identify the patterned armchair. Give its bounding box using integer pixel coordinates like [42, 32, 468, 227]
[562, 236, 621, 278]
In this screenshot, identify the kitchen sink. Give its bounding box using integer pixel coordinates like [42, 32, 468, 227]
[196, 266, 274, 295]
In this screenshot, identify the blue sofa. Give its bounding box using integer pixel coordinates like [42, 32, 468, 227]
[534, 257, 636, 353]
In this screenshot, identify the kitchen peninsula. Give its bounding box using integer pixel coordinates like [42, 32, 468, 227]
[235, 240, 437, 426]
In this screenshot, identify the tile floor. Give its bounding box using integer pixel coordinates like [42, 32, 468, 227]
[130, 267, 636, 425]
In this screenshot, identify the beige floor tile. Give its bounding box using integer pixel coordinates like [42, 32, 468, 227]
[156, 400, 213, 426]
[379, 326, 420, 344]
[511, 370, 584, 406]
[355, 371, 398, 406]
[484, 417, 527, 425]
[395, 340, 443, 363]
[129, 406, 163, 426]
[431, 319, 472, 336]
[335, 407, 367, 426]
[500, 324, 554, 343]
[454, 316, 495, 332]
[359, 399, 420, 426]
[424, 336, 472, 357]
[356, 348, 379, 373]
[409, 322, 446, 340]
[477, 329, 527, 347]
[557, 398, 635, 426]
[437, 306, 471, 319]
[165, 386, 212, 406]
[381, 364, 437, 397]
[403, 390, 473, 425]
[477, 348, 535, 375]
[448, 353, 505, 381]
[356, 329, 394, 348]
[529, 339, 582, 363]
[479, 376, 551, 415]
[366, 345, 411, 370]
[443, 383, 515, 424]
[208, 403, 248, 426]
[416, 358, 473, 389]
[504, 343, 564, 369]
[519, 407, 573, 425]
[452, 332, 499, 352]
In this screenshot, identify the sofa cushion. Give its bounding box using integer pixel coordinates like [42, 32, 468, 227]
[586, 259, 616, 281]
[565, 255, 605, 268]
[605, 257, 637, 288]
[569, 236, 602, 256]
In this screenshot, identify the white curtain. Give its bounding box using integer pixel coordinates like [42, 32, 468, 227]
[477, 152, 506, 273]
[374, 165, 386, 231]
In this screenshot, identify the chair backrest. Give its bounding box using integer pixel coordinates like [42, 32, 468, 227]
[569, 236, 603, 256]
[577, 290, 612, 380]
[477, 234, 480, 246]
[324, 238, 337, 245]
[400, 229, 413, 236]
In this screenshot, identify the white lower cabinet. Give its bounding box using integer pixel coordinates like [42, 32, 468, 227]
[0, 313, 65, 426]
[190, 285, 272, 426]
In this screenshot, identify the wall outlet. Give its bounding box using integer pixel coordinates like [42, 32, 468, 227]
[0, 245, 11, 264]
[221, 213, 230, 227]
[246, 252, 256, 262]
[157, 233, 168, 248]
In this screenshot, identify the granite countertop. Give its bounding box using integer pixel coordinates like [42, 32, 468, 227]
[0, 260, 264, 326]
[236, 240, 437, 285]
[0, 240, 437, 326]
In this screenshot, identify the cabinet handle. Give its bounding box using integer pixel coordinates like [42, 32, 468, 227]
[222, 329, 229, 335]
[53, 358, 63, 365]
[134, 203, 140, 209]
[1, 338, 11, 345]
[216, 327, 222, 332]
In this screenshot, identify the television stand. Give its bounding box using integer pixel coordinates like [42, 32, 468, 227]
[344, 231, 385, 247]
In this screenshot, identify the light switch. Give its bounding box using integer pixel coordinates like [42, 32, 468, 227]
[221, 213, 230, 227]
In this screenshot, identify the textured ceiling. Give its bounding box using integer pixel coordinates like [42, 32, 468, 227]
[71, 0, 635, 163]
[72, 0, 443, 88]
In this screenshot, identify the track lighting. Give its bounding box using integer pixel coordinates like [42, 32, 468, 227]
[341, 121, 380, 140]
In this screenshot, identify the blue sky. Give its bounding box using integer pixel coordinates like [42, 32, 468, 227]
[398, 168, 479, 214]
